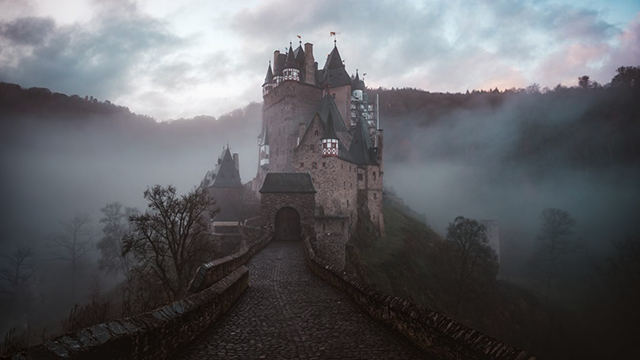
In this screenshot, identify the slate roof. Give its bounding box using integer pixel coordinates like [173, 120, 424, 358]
[352, 70, 365, 91]
[349, 119, 378, 165]
[210, 147, 243, 188]
[314, 94, 348, 131]
[337, 141, 356, 164]
[259, 173, 317, 193]
[319, 45, 351, 87]
[284, 44, 299, 70]
[294, 43, 305, 63]
[263, 63, 273, 85]
[321, 112, 338, 140]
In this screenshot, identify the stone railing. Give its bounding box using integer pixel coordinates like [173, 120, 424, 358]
[189, 232, 271, 293]
[4, 231, 272, 360]
[5, 266, 248, 360]
[302, 233, 537, 360]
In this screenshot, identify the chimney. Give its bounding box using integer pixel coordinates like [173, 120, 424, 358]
[304, 43, 316, 85]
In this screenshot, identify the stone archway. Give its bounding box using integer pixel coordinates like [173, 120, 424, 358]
[274, 207, 301, 240]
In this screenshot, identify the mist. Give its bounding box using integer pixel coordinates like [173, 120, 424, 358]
[0, 90, 261, 336]
[377, 87, 640, 251]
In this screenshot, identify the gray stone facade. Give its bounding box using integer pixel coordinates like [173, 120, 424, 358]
[254, 39, 386, 265]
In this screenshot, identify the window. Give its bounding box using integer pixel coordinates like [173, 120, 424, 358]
[300, 162, 304, 168]
[358, 174, 363, 181]
[373, 193, 377, 199]
[341, 163, 344, 169]
[373, 171, 377, 180]
[314, 130, 319, 136]
[322, 162, 326, 168]
[312, 162, 317, 169]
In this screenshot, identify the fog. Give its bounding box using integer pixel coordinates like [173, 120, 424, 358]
[0, 99, 261, 337]
[1, 84, 639, 349]
[378, 88, 640, 252]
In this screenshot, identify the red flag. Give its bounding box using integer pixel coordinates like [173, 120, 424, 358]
[297, 35, 301, 39]
[330, 31, 336, 36]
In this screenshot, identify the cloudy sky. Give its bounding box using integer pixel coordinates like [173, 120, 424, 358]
[0, 0, 638, 120]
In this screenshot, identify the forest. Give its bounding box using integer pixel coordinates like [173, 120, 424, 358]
[0, 66, 639, 358]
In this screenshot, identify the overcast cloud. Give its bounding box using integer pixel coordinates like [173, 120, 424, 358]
[0, 0, 638, 120]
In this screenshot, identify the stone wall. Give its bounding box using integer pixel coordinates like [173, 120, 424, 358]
[7, 267, 249, 360]
[189, 233, 271, 293]
[262, 80, 323, 173]
[301, 233, 536, 360]
[293, 118, 358, 233]
[260, 192, 315, 230]
[313, 216, 349, 270]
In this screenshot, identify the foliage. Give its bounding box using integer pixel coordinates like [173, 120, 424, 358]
[97, 202, 138, 277]
[442, 216, 499, 316]
[48, 213, 96, 299]
[0, 246, 36, 293]
[611, 66, 640, 87]
[123, 185, 217, 307]
[530, 208, 580, 304]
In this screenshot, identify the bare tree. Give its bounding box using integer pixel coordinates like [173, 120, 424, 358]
[48, 213, 96, 299]
[97, 202, 138, 277]
[531, 207, 580, 304]
[444, 216, 499, 317]
[123, 185, 217, 305]
[0, 246, 37, 293]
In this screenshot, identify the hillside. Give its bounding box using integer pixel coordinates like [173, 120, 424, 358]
[347, 194, 604, 359]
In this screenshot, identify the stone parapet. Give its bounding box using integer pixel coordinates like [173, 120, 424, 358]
[5, 267, 249, 360]
[301, 233, 536, 360]
[189, 233, 271, 293]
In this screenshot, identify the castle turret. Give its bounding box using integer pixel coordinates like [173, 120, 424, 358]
[321, 112, 339, 157]
[352, 69, 364, 100]
[283, 42, 300, 82]
[262, 62, 274, 97]
[259, 128, 270, 168]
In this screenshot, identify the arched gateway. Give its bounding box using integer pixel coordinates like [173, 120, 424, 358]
[259, 173, 316, 239]
[274, 207, 301, 240]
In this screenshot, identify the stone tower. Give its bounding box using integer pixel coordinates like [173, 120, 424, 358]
[253, 39, 385, 238]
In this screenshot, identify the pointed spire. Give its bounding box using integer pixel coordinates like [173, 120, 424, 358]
[352, 69, 365, 91]
[263, 61, 273, 86]
[349, 118, 377, 165]
[322, 112, 338, 140]
[325, 43, 344, 70]
[284, 42, 298, 69]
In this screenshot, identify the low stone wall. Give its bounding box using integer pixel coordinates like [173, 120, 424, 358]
[8, 266, 249, 360]
[302, 234, 536, 360]
[189, 233, 271, 293]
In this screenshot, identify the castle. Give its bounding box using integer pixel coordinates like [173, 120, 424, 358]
[252, 39, 384, 237]
[201, 39, 385, 267]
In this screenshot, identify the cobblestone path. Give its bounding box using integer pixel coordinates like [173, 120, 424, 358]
[177, 240, 430, 360]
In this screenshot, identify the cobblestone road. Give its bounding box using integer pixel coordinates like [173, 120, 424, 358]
[177, 240, 430, 360]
